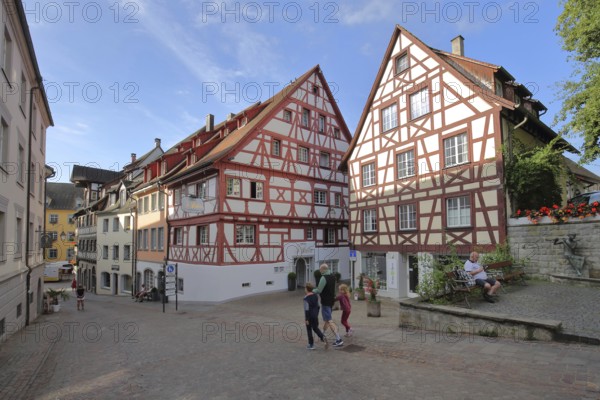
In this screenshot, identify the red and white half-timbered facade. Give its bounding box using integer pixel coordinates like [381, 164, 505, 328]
[144, 66, 352, 302]
[341, 26, 571, 299]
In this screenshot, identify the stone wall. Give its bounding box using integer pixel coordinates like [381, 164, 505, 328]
[507, 218, 600, 279]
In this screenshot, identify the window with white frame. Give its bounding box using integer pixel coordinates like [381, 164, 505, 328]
[17, 145, 24, 184]
[151, 193, 157, 210]
[177, 278, 184, 293]
[0, 211, 5, 261]
[320, 259, 339, 274]
[362, 163, 376, 187]
[397, 150, 415, 178]
[144, 269, 154, 289]
[298, 146, 309, 163]
[174, 227, 183, 245]
[113, 245, 119, 260]
[159, 192, 165, 209]
[49, 214, 58, 224]
[273, 139, 281, 156]
[306, 228, 313, 240]
[174, 188, 181, 205]
[124, 245, 131, 260]
[48, 248, 57, 258]
[158, 227, 164, 250]
[103, 245, 108, 259]
[151, 228, 157, 250]
[198, 181, 207, 199]
[113, 217, 119, 232]
[15, 216, 22, 258]
[143, 196, 149, 213]
[283, 109, 292, 122]
[103, 219, 109, 232]
[236, 225, 255, 244]
[410, 88, 430, 120]
[395, 53, 409, 74]
[0, 119, 7, 166]
[446, 196, 471, 227]
[197, 225, 208, 245]
[302, 108, 310, 127]
[226, 178, 240, 196]
[382, 103, 398, 132]
[398, 204, 417, 230]
[124, 215, 131, 230]
[19, 72, 26, 110]
[334, 193, 341, 207]
[334, 128, 340, 139]
[314, 190, 327, 205]
[2, 29, 13, 75]
[325, 228, 335, 244]
[319, 152, 330, 169]
[250, 181, 263, 200]
[363, 209, 377, 232]
[143, 229, 148, 249]
[444, 133, 469, 167]
[318, 114, 325, 133]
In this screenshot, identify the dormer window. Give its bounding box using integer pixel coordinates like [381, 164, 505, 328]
[494, 79, 503, 97]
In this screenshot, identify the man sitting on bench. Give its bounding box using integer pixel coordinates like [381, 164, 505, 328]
[135, 284, 148, 302]
[464, 251, 501, 303]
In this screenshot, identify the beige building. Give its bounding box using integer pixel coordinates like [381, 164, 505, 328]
[0, 0, 53, 339]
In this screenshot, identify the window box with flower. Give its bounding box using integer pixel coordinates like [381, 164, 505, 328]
[512, 201, 600, 224]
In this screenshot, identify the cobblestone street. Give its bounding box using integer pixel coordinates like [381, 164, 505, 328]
[1, 281, 599, 399]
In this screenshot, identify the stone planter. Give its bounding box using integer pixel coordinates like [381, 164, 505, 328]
[367, 300, 381, 317]
[52, 304, 61, 312]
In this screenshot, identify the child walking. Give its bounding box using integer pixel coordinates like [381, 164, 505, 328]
[335, 284, 353, 336]
[303, 282, 327, 350]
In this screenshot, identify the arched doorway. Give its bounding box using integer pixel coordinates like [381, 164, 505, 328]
[295, 257, 311, 287]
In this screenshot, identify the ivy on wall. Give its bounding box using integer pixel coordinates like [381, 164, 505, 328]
[504, 139, 565, 211]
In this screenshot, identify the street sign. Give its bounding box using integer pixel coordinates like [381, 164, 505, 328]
[349, 250, 357, 260]
[165, 289, 176, 296]
[165, 283, 176, 290]
[166, 264, 176, 274]
[165, 276, 176, 283]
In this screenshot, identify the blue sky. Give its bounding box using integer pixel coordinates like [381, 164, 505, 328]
[25, 0, 599, 182]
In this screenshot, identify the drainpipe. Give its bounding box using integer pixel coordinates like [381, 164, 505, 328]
[25, 85, 41, 326]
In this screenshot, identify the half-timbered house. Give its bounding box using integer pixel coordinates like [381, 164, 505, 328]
[140, 65, 352, 302]
[340, 25, 583, 299]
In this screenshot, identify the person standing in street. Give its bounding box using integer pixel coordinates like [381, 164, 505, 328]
[335, 284, 353, 337]
[312, 264, 343, 347]
[303, 282, 327, 350]
[76, 285, 85, 311]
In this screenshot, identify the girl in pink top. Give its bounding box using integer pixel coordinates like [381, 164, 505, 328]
[335, 284, 353, 336]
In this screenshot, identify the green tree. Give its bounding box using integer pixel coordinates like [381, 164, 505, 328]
[554, 0, 600, 163]
[504, 140, 564, 210]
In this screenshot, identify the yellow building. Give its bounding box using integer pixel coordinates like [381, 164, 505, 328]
[45, 183, 84, 263]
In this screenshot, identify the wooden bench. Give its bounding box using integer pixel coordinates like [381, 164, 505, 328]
[445, 270, 481, 308]
[484, 260, 526, 286]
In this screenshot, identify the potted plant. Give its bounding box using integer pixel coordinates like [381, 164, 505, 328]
[287, 272, 297, 291]
[46, 288, 70, 312]
[313, 269, 322, 284]
[354, 273, 365, 300]
[366, 277, 381, 317]
[334, 271, 341, 282]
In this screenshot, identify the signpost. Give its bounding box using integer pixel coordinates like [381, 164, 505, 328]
[162, 263, 178, 312]
[349, 248, 357, 290]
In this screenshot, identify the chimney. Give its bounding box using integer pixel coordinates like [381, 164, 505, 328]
[206, 114, 214, 131]
[131, 153, 136, 163]
[155, 138, 161, 148]
[226, 112, 235, 121]
[451, 35, 464, 56]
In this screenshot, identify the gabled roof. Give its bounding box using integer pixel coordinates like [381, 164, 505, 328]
[123, 140, 163, 172]
[162, 65, 352, 185]
[340, 24, 569, 170]
[46, 183, 84, 210]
